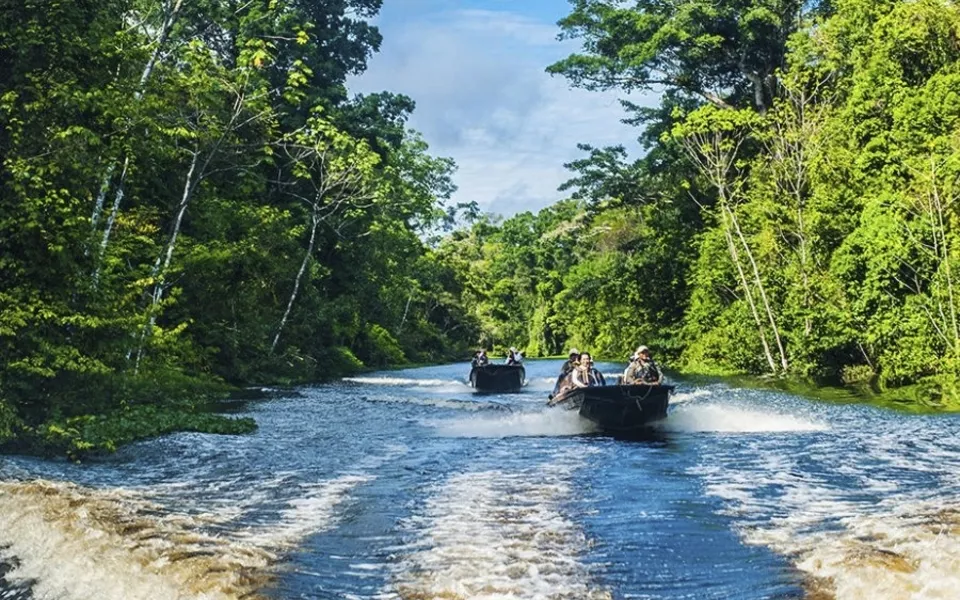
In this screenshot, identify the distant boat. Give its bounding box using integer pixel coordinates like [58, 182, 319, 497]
[548, 384, 673, 432]
[469, 364, 525, 393]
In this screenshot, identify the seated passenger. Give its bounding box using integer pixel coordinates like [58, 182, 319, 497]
[471, 349, 489, 367]
[623, 345, 662, 385]
[506, 347, 523, 366]
[559, 348, 580, 378]
[571, 353, 606, 388]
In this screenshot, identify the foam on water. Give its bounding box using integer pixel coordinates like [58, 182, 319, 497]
[670, 388, 713, 404]
[0, 448, 407, 600]
[746, 502, 960, 599]
[685, 390, 960, 599]
[524, 376, 560, 391]
[388, 458, 609, 600]
[662, 403, 829, 433]
[360, 395, 508, 412]
[430, 408, 597, 438]
[343, 376, 464, 388]
[236, 474, 373, 549]
[0, 480, 274, 600]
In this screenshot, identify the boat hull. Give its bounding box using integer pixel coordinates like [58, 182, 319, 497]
[550, 384, 673, 432]
[469, 364, 525, 393]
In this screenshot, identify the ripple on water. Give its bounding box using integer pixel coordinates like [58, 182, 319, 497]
[2, 365, 959, 600]
[429, 407, 598, 438]
[387, 453, 609, 600]
[0, 447, 406, 600]
[683, 383, 960, 600]
[750, 502, 960, 600]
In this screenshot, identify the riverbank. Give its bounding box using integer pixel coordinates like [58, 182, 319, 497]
[0, 348, 469, 460]
[6, 350, 955, 462]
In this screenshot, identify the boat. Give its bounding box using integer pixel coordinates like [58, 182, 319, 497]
[468, 364, 525, 393]
[548, 384, 674, 432]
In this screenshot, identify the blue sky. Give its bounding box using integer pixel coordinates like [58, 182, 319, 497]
[349, 0, 659, 217]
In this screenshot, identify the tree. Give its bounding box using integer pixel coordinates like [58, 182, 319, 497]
[549, 0, 829, 113]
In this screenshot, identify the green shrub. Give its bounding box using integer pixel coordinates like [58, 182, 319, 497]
[361, 324, 407, 367]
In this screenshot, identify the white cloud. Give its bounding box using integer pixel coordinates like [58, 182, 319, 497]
[349, 7, 660, 216]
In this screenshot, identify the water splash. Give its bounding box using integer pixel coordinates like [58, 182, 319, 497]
[0, 447, 408, 600]
[343, 376, 466, 388]
[0, 480, 274, 600]
[359, 395, 510, 412]
[746, 502, 960, 600]
[662, 404, 828, 433]
[670, 388, 713, 404]
[388, 458, 609, 600]
[430, 408, 597, 438]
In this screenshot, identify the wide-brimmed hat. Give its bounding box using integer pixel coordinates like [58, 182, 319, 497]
[636, 345, 650, 354]
[568, 348, 579, 356]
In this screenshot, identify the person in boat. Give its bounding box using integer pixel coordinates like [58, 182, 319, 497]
[571, 352, 605, 388]
[623, 345, 663, 385]
[471, 349, 489, 367]
[506, 347, 523, 366]
[559, 348, 580, 378]
[550, 349, 580, 399]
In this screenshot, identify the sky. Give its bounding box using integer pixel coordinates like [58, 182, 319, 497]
[348, 0, 660, 217]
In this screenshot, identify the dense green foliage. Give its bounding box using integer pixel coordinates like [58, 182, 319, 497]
[446, 0, 960, 403]
[5, 0, 960, 455]
[0, 0, 479, 454]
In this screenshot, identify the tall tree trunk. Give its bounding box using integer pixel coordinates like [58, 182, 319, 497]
[932, 169, 959, 347]
[272, 207, 320, 354]
[134, 150, 199, 373]
[727, 205, 789, 372]
[720, 205, 778, 373]
[89, 162, 117, 235]
[397, 291, 414, 335]
[92, 156, 130, 285]
[745, 72, 768, 113]
[89, 0, 185, 267]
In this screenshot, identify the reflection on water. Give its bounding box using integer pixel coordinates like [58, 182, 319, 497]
[1, 359, 959, 600]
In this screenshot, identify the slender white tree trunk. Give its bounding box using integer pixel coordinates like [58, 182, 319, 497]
[134, 150, 199, 373]
[272, 207, 320, 353]
[397, 292, 414, 335]
[90, 162, 117, 234]
[92, 156, 130, 285]
[932, 179, 959, 345]
[721, 205, 778, 373]
[90, 0, 185, 266]
[727, 205, 789, 372]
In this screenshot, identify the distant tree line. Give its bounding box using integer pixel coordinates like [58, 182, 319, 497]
[441, 0, 960, 404]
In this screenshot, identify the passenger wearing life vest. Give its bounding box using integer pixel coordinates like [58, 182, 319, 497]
[623, 345, 662, 385]
[571, 353, 606, 388]
[506, 347, 523, 366]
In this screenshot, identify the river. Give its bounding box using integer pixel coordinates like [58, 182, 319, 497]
[1, 360, 959, 600]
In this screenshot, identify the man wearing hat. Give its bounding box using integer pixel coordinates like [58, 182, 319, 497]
[506, 347, 523, 365]
[559, 348, 580, 378]
[623, 345, 663, 385]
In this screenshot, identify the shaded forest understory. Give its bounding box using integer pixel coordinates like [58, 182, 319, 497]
[2, 0, 960, 456]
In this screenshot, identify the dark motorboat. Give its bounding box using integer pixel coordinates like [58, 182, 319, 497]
[548, 384, 673, 432]
[469, 364, 525, 393]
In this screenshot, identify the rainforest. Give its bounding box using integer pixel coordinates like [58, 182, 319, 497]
[2, 0, 960, 458]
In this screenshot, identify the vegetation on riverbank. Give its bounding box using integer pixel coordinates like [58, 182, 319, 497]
[440, 0, 960, 404]
[5, 0, 960, 457]
[0, 0, 481, 456]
